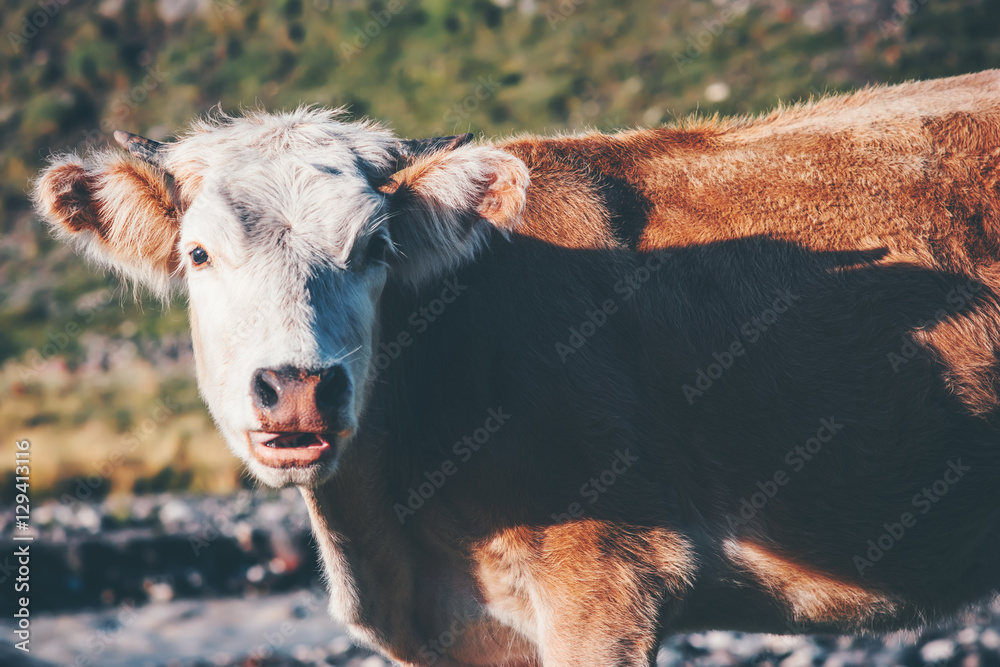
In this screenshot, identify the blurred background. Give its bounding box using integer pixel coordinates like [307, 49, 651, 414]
[1, 0, 1000, 665]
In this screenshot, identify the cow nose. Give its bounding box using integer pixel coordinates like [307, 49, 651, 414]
[252, 368, 281, 411]
[251, 365, 351, 430]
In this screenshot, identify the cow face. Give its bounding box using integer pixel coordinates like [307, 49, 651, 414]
[33, 109, 529, 487]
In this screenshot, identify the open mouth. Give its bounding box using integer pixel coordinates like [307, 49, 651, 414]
[247, 431, 336, 468]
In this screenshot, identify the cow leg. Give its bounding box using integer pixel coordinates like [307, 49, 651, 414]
[516, 522, 693, 667]
[537, 617, 661, 667]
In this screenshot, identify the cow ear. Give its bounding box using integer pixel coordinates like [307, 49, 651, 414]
[381, 144, 529, 284]
[391, 133, 474, 171]
[32, 149, 181, 298]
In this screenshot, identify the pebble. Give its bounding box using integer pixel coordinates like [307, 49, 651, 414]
[957, 627, 980, 645]
[780, 647, 816, 667]
[921, 638, 957, 663]
[159, 498, 194, 525]
[2, 492, 999, 667]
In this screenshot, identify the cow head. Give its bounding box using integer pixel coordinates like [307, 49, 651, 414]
[32, 109, 529, 487]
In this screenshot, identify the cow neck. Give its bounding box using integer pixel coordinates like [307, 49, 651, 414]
[293, 270, 481, 660]
[298, 430, 427, 660]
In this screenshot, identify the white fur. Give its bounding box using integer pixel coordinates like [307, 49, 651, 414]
[181, 155, 389, 487]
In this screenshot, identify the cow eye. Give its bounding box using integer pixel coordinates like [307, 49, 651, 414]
[365, 235, 389, 264]
[190, 246, 210, 266]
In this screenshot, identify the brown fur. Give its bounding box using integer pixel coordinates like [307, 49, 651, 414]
[34, 150, 180, 295]
[496, 70, 1000, 272]
[724, 540, 899, 629]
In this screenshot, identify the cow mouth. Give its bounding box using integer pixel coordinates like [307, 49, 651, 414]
[247, 431, 338, 468]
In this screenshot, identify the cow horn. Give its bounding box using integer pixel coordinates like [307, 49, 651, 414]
[114, 130, 168, 169]
[392, 133, 474, 171]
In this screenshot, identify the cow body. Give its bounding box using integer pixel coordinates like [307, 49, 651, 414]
[33, 70, 1000, 666]
[304, 71, 1000, 665]
[322, 236, 1000, 665]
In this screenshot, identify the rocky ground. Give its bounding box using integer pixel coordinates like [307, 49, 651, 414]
[0, 489, 319, 615]
[2, 491, 999, 666]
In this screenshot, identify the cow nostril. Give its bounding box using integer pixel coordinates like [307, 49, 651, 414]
[316, 365, 351, 415]
[252, 369, 280, 411]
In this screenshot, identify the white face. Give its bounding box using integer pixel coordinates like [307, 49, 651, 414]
[181, 155, 391, 488]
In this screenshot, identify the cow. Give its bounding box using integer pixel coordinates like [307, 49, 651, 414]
[32, 69, 1000, 666]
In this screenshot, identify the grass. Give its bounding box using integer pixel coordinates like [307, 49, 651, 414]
[0, 357, 243, 501]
